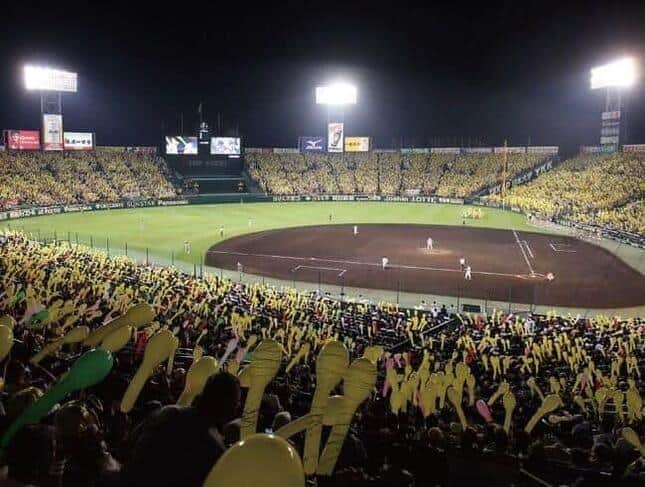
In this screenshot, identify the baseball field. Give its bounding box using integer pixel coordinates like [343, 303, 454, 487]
[4, 202, 644, 309]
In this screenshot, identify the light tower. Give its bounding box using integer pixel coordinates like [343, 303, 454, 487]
[315, 82, 357, 153]
[24, 65, 77, 150]
[590, 57, 638, 151]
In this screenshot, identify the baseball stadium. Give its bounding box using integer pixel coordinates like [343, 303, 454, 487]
[1, 4, 644, 487]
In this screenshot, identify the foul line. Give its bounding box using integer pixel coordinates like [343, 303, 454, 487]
[549, 242, 577, 253]
[512, 230, 535, 276]
[293, 265, 347, 277]
[208, 249, 542, 279]
[522, 240, 534, 259]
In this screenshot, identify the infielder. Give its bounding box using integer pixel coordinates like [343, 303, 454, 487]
[382, 256, 389, 269]
[459, 257, 466, 271]
[353, 225, 358, 236]
[219, 226, 224, 237]
[426, 237, 433, 251]
[464, 265, 472, 280]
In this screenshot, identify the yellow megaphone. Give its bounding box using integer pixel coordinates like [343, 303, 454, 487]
[30, 326, 90, 365]
[622, 427, 645, 457]
[525, 394, 562, 434]
[99, 326, 133, 353]
[0, 315, 16, 330]
[84, 303, 154, 347]
[177, 356, 218, 406]
[303, 341, 348, 474]
[203, 433, 304, 487]
[240, 340, 282, 439]
[0, 325, 14, 362]
[502, 391, 516, 434]
[120, 329, 178, 413]
[316, 357, 376, 476]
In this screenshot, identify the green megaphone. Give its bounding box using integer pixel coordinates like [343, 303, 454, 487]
[1, 348, 114, 449]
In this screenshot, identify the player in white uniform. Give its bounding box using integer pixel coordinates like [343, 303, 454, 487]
[382, 257, 389, 269]
[464, 265, 472, 280]
[426, 237, 433, 251]
[459, 257, 466, 270]
[353, 225, 358, 236]
[184, 240, 191, 254]
[219, 226, 224, 237]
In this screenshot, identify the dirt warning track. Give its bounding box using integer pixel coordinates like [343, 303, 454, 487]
[205, 224, 645, 308]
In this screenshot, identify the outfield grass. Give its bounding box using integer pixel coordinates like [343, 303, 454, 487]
[4, 202, 543, 264]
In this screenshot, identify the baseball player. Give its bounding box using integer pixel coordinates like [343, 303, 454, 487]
[353, 225, 358, 236]
[382, 256, 389, 270]
[219, 226, 224, 237]
[183, 240, 191, 254]
[459, 257, 466, 271]
[464, 265, 472, 280]
[426, 237, 433, 251]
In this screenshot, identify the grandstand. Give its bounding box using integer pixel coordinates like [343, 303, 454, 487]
[487, 151, 645, 235]
[246, 149, 553, 198]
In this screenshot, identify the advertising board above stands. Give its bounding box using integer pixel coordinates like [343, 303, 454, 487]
[243, 146, 560, 155]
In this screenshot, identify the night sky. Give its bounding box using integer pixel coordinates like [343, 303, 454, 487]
[2, 1, 644, 155]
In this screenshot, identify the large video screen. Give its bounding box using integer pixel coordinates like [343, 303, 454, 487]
[165, 136, 198, 155]
[210, 137, 241, 155]
[5, 130, 41, 150]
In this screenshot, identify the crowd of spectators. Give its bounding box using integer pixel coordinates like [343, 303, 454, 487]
[487, 152, 644, 235]
[0, 150, 177, 209]
[0, 231, 643, 486]
[247, 152, 547, 198]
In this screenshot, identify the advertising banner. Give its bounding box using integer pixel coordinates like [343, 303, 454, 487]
[244, 147, 263, 153]
[210, 137, 241, 155]
[401, 148, 429, 154]
[527, 146, 559, 154]
[493, 146, 526, 153]
[600, 136, 619, 145]
[64, 132, 94, 150]
[165, 136, 198, 155]
[430, 147, 460, 154]
[273, 148, 300, 154]
[299, 136, 326, 152]
[601, 110, 621, 120]
[344, 137, 370, 152]
[327, 123, 344, 153]
[580, 146, 608, 153]
[462, 147, 493, 153]
[622, 144, 645, 152]
[5, 130, 41, 150]
[42, 114, 64, 151]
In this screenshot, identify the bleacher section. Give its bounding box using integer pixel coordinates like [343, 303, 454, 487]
[246, 148, 553, 198]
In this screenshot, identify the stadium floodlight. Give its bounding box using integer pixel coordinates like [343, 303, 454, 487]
[315, 83, 357, 105]
[24, 65, 78, 92]
[590, 57, 638, 90]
